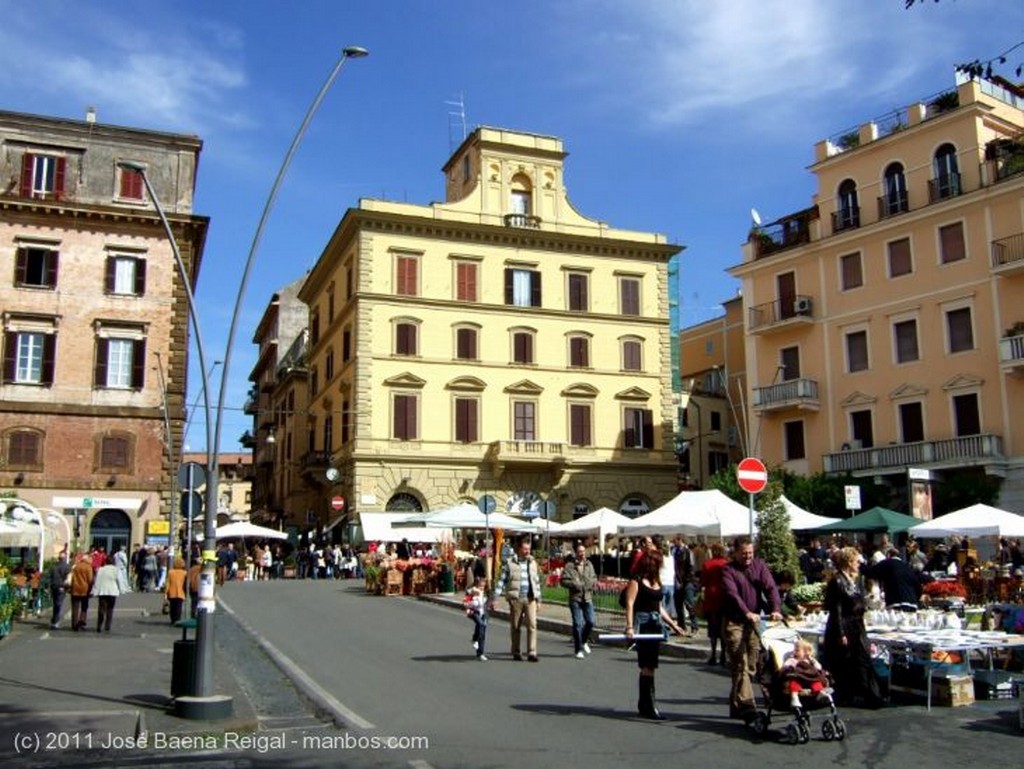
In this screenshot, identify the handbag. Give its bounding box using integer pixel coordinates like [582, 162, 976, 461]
[63, 572, 73, 589]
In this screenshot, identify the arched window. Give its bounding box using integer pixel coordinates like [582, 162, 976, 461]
[881, 162, 908, 217]
[506, 173, 538, 228]
[385, 492, 423, 513]
[932, 144, 961, 201]
[834, 179, 860, 232]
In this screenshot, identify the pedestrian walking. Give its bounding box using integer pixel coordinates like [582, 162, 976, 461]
[69, 552, 94, 631]
[493, 533, 542, 662]
[700, 542, 729, 665]
[465, 574, 488, 660]
[165, 557, 187, 624]
[561, 542, 597, 659]
[47, 551, 71, 629]
[92, 561, 122, 633]
[113, 545, 131, 593]
[623, 549, 685, 719]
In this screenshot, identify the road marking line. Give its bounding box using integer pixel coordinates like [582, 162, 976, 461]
[217, 597, 375, 730]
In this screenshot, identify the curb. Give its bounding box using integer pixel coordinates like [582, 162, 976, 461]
[418, 593, 711, 662]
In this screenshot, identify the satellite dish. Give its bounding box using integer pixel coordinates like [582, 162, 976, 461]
[750, 207, 763, 227]
[325, 467, 340, 482]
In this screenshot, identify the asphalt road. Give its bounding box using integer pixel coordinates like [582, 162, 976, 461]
[214, 580, 1024, 769]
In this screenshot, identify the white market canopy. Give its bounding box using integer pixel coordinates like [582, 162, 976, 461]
[909, 503, 1024, 539]
[619, 490, 754, 537]
[558, 507, 632, 543]
[396, 501, 536, 532]
[359, 512, 450, 543]
[215, 521, 289, 541]
[780, 496, 842, 531]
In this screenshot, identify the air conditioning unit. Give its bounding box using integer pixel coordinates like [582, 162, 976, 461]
[793, 296, 813, 315]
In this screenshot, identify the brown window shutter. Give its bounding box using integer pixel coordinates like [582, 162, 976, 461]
[20, 153, 33, 197]
[504, 269, 514, 304]
[134, 259, 147, 295]
[14, 248, 28, 284]
[131, 339, 146, 389]
[642, 409, 654, 449]
[45, 251, 59, 288]
[94, 338, 109, 387]
[104, 257, 116, 293]
[531, 271, 542, 307]
[41, 334, 56, 386]
[2, 332, 17, 383]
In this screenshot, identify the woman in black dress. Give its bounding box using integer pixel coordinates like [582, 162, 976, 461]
[624, 550, 685, 719]
[822, 546, 884, 707]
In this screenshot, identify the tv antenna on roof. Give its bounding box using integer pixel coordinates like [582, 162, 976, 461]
[445, 93, 467, 152]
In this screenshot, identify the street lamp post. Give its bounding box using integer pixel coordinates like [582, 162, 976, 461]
[117, 45, 368, 719]
[153, 351, 178, 561]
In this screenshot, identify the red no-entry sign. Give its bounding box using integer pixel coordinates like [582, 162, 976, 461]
[737, 457, 768, 494]
[331, 495, 346, 511]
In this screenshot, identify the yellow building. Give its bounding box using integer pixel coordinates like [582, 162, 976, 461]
[297, 127, 681, 533]
[677, 296, 748, 487]
[729, 73, 1024, 512]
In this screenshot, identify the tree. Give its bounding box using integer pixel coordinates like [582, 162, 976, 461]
[905, 2, 1023, 78]
[754, 479, 802, 583]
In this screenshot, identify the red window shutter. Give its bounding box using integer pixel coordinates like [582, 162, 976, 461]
[2, 332, 17, 383]
[131, 339, 146, 389]
[104, 257, 116, 293]
[41, 334, 56, 386]
[134, 259, 147, 295]
[121, 169, 144, 199]
[19, 154, 33, 197]
[95, 338, 109, 387]
[53, 157, 66, 201]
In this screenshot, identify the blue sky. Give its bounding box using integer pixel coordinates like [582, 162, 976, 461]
[1, 0, 1021, 451]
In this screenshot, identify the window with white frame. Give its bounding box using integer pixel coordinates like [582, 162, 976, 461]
[939, 222, 966, 264]
[845, 329, 869, 372]
[623, 407, 653, 449]
[513, 401, 536, 441]
[622, 338, 643, 372]
[14, 245, 59, 289]
[619, 276, 641, 316]
[511, 329, 536, 364]
[569, 403, 592, 447]
[20, 153, 66, 200]
[393, 393, 418, 441]
[568, 334, 590, 368]
[454, 397, 479, 443]
[105, 255, 146, 296]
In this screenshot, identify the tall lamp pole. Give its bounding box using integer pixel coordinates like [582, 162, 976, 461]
[117, 45, 368, 719]
[153, 351, 177, 561]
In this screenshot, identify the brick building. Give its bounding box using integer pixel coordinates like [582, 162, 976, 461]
[0, 108, 207, 553]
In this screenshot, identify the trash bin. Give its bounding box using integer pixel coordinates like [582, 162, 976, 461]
[171, 639, 197, 698]
[439, 565, 454, 594]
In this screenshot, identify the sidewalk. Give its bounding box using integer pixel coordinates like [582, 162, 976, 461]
[419, 592, 716, 661]
[0, 589, 257, 760]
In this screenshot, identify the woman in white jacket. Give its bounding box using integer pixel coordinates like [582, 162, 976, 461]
[92, 562, 122, 633]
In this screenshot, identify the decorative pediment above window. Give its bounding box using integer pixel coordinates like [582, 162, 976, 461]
[446, 376, 487, 392]
[942, 373, 984, 391]
[561, 383, 598, 398]
[889, 383, 928, 400]
[614, 386, 651, 402]
[382, 372, 427, 389]
[840, 391, 877, 408]
[504, 379, 543, 396]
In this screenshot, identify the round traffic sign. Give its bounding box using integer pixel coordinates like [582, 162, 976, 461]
[330, 495, 346, 511]
[737, 457, 768, 494]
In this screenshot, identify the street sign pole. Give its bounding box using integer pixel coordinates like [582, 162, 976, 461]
[736, 457, 769, 537]
[749, 492, 755, 538]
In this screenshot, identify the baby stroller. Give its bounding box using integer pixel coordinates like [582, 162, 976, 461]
[748, 624, 847, 745]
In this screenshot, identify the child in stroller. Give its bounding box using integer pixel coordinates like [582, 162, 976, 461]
[751, 625, 846, 744]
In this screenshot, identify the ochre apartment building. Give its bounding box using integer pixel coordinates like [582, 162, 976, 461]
[728, 73, 1024, 513]
[292, 127, 681, 535]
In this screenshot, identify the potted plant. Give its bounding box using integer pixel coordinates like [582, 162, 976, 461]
[836, 131, 860, 151]
[282, 555, 297, 579]
[930, 91, 960, 115]
[1003, 321, 1024, 339]
[364, 564, 380, 593]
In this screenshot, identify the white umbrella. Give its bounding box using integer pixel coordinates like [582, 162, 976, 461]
[559, 507, 631, 548]
[780, 496, 842, 530]
[909, 503, 1024, 538]
[215, 521, 288, 540]
[619, 490, 753, 537]
[396, 501, 535, 532]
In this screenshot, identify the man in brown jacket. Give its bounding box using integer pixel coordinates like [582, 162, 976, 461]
[69, 552, 94, 631]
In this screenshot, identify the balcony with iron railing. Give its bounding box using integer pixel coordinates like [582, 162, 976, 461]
[999, 333, 1024, 375]
[877, 191, 909, 220]
[992, 232, 1024, 276]
[823, 433, 1004, 476]
[751, 211, 814, 259]
[927, 172, 962, 203]
[751, 378, 820, 412]
[503, 213, 542, 229]
[748, 295, 814, 333]
[831, 206, 860, 234]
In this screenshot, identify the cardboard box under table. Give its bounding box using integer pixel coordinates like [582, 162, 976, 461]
[930, 675, 974, 707]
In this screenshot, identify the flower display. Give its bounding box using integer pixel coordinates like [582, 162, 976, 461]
[922, 580, 967, 599]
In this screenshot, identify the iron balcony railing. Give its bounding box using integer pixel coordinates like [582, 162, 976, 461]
[1000, 334, 1024, 365]
[752, 378, 819, 410]
[301, 450, 332, 470]
[831, 206, 860, 234]
[752, 216, 813, 259]
[992, 232, 1024, 269]
[748, 295, 814, 331]
[823, 434, 1004, 474]
[877, 192, 909, 219]
[503, 213, 542, 229]
[928, 172, 962, 203]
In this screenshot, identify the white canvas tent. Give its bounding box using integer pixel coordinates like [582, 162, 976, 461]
[558, 507, 631, 548]
[396, 501, 535, 532]
[619, 490, 754, 537]
[359, 512, 449, 543]
[908, 503, 1024, 539]
[215, 521, 289, 540]
[780, 496, 842, 531]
